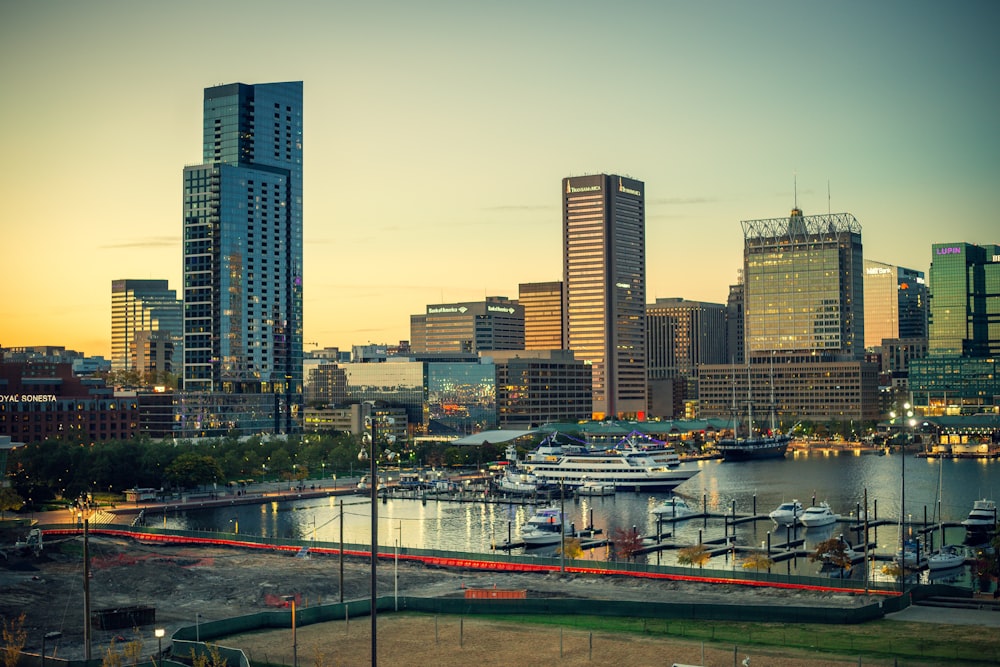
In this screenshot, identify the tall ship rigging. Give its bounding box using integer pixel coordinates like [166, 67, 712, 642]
[716, 363, 790, 461]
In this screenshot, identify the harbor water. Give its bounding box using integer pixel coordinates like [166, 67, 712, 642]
[162, 449, 997, 581]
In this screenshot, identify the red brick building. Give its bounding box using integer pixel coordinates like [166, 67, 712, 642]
[0, 362, 139, 444]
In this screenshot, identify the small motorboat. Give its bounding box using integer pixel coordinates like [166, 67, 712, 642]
[768, 500, 803, 525]
[650, 496, 695, 519]
[799, 501, 839, 528]
[520, 507, 570, 546]
[576, 479, 616, 497]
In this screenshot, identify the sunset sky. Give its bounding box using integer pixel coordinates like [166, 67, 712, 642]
[2, 1, 998, 358]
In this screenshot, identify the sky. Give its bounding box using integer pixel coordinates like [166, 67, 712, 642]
[2, 1, 998, 359]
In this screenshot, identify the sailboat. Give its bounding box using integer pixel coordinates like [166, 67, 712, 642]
[716, 361, 791, 461]
[927, 462, 965, 571]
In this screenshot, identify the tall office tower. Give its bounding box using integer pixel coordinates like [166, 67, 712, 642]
[410, 297, 524, 353]
[911, 243, 1000, 413]
[563, 174, 646, 420]
[927, 243, 1000, 357]
[743, 207, 864, 361]
[863, 260, 927, 349]
[182, 82, 303, 433]
[725, 276, 745, 365]
[518, 281, 564, 350]
[111, 279, 182, 372]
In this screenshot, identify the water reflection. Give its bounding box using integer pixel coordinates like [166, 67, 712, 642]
[168, 453, 996, 581]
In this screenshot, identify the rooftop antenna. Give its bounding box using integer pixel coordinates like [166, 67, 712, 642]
[827, 180, 831, 215]
[793, 173, 798, 210]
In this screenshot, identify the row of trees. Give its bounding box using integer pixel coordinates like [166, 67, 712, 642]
[4, 432, 507, 508]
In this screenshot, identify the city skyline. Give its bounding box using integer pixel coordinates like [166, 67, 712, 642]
[2, 1, 998, 359]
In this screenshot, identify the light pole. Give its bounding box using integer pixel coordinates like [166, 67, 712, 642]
[361, 408, 396, 667]
[890, 400, 914, 593]
[42, 631, 61, 667]
[195, 613, 202, 642]
[154, 628, 165, 666]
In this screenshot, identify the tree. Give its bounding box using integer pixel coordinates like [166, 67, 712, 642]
[677, 544, 711, 568]
[557, 537, 583, 560]
[611, 526, 643, 561]
[1, 612, 26, 667]
[741, 552, 773, 572]
[164, 453, 224, 490]
[810, 537, 852, 571]
[0, 487, 23, 520]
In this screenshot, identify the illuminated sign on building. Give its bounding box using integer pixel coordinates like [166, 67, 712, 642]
[936, 247, 962, 255]
[487, 305, 515, 314]
[866, 267, 892, 275]
[618, 178, 641, 196]
[427, 306, 469, 314]
[566, 184, 601, 194]
[0, 394, 58, 403]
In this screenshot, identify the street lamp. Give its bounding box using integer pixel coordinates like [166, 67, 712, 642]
[42, 631, 61, 667]
[889, 400, 914, 593]
[361, 409, 397, 667]
[154, 628, 165, 665]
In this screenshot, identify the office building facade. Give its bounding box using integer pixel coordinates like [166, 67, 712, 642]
[646, 298, 727, 391]
[700, 207, 874, 424]
[726, 279, 745, 366]
[111, 279, 182, 373]
[490, 349, 592, 427]
[181, 81, 303, 433]
[863, 260, 927, 349]
[410, 297, 524, 354]
[563, 174, 646, 420]
[518, 281, 564, 351]
[743, 208, 864, 361]
[910, 242, 1000, 413]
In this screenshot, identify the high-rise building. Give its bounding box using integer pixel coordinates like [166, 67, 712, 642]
[410, 297, 524, 354]
[910, 242, 1000, 413]
[111, 279, 181, 373]
[863, 260, 927, 349]
[743, 208, 864, 361]
[518, 281, 564, 351]
[926, 243, 1000, 358]
[699, 207, 877, 424]
[562, 174, 646, 420]
[181, 81, 303, 433]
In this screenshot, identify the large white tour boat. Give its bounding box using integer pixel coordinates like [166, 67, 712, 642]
[507, 433, 698, 492]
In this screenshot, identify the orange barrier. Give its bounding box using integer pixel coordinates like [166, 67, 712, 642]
[464, 588, 527, 599]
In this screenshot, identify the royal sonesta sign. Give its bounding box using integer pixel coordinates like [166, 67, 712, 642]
[1, 394, 58, 403]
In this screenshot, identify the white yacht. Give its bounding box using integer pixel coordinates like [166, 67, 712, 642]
[520, 507, 570, 546]
[575, 479, 616, 497]
[510, 435, 698, 492]
[961, 499, 997, 530]
[799, 502, 839, 528]
[768, 500, 803, 526]
[650, 496, 695, 519]
[497, 468, 548, 495]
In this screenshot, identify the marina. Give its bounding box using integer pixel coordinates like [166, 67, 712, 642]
[160, 451, 997, 585]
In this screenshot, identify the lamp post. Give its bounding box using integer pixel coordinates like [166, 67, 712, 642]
[154, 628, 165, 666]
[42, 631, 61, 667]
[361, 408, 396, 667]
[890, 400, 914, 593]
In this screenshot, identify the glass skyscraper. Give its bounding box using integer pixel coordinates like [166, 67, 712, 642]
[927, 242, 1000, 357]
[743, 208, 864, 360]
[181, 82, 303, 433]
[562, 174, 646, 420]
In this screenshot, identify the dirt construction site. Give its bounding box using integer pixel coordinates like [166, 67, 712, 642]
[1, 531, 994, 667]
